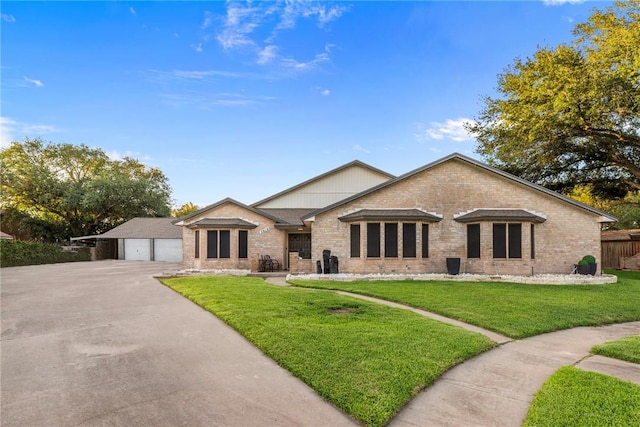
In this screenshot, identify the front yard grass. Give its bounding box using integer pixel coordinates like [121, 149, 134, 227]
[290, 270, 640, 339]
[523, 366, 640, 426]
[160, 276, 494, 427]
[592, 335, 640, 364]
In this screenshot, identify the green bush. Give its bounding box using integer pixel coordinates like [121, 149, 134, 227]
[581, 255, 596, 264]
[0, 240, 91, 267]
[578, 259, 590, 266]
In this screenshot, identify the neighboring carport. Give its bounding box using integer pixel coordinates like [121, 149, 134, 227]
[72, 217, 183, 262]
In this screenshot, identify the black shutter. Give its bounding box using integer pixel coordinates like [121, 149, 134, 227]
[207, 230, 218, 258]
[493, 224, 507, 258]
[385, 223, 398, 257]
[194, 230, 200, 259]
[350, 224, 360, 257]
[467, 224, 480, 258]
[403, 223, 416, 258]
[509, 224, 522, 258]
[220, 230, 230, 258]
[367, 223, 380, 257]
[422, 223, 429, 258]
[238, 230, 248, 259]
[530, 224, 535, 259]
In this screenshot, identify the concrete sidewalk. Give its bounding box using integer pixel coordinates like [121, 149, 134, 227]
[270, 275, 640, 426]
[389, 322, 640, 427]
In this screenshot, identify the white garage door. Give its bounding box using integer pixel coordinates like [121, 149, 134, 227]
[124, 239, 151, 261]
[153, 239, 183, 262]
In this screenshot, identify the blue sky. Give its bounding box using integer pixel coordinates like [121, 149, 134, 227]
[1, 0, 610, 207]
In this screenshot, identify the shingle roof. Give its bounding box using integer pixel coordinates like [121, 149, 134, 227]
[302, 153, 617, 222]
[601, 229, 640, 242]
[98, 218, 182, 239]
[173, 198, 284, 225]
[454, 209, 546, 223]
[338, 209, 443, 222]
[186, 218, 258, 229]
[258, 208, 317, 226]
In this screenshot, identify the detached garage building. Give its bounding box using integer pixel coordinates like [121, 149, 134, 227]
[90, 217, 182, 262]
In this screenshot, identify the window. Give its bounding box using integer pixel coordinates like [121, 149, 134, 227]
[194, 230, 200, 259]
[493, 223, 522, 259]
[238, 230, 248, 259]
[422, 223, 429, 258]
[207, 230, 231, 258]
[403, 223, 416, 258]
[350, 224, 360, 257]
[467, 224, 480, 258]
[207, 230, 218, 258]
[385, 223, 398, 257]
[530, 224, 535, 259]
[493, 224, 507, 258]
[508, 224, 522, 258]
[367, 223, 380, 257]
[219, 230, 230, 258]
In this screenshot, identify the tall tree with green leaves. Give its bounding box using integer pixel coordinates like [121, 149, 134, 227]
[467, 0, 639, 201]
[0, 138, 172, 241]
[171, 202, 200, 218]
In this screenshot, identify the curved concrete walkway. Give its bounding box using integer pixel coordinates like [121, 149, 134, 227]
[268, 276, 640, 426]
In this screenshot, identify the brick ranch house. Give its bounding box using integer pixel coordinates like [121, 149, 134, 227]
[173, 153, 616, 275]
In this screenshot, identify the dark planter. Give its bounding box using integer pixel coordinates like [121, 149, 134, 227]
[577, 264, 591, 275]
[446, 257, 461, 275]
[589, 263, 597, 276]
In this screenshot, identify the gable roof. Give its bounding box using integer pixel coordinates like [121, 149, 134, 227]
[98, 218, 182, 239]
[250, 160, 395, 208]
[302, 153, 617, 222]
[173, 197, 284, 226]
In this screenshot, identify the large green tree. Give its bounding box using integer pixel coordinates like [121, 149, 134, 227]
[467, 0, 639, 200]
[0, 138, 172, 241]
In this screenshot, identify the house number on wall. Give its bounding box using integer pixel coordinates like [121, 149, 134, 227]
[258, 226, 270, 234]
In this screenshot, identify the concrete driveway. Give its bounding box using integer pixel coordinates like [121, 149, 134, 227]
[1, 261, 356, 426]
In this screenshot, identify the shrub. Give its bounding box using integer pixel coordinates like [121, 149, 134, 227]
[582, 255, 596, 264]
[0, 240, 91, 267]
[578, 259, 590, 266]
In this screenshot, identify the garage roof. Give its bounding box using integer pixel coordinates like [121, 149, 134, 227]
[94, 218, 182, 239]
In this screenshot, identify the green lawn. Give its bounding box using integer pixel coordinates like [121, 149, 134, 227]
[290, 271, 640, 339]
[523, 366, 640, 427]
[592, 335, 640, 364]
[160, 276, 494, 427]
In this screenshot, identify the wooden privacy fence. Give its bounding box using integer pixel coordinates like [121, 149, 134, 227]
[602, 240, 640, 270]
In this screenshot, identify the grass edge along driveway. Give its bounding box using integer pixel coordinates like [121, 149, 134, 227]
[160, 276, 494, 427]
[591, 335, 640, 364]
[290, 270, 640, 339]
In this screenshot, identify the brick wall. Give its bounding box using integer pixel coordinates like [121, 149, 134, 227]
[311, 159, 604, 275]
[181, 202, 286, 271]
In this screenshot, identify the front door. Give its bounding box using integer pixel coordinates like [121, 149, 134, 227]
[288, 233, 311, 260]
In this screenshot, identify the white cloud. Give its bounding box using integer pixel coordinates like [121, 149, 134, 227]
[419, 118, 474, 142]
[209, 3, 347, 72]
[24, 76, 44, 87]
[0, 116, 62, 147]
[201, 10, 213, 29]
[160, 92, 276, 108]
[257, 45, 278, 65]
[1, 14, 15, 23]
[192, 43, 203, 53]
[129, 7, 136, 16]
[320, 89, 330, 96]
[0, 117, 18, 147]
[542, 0, 584, 5]
[353, 144, 370, 154]
[105, 150, 150, 162]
